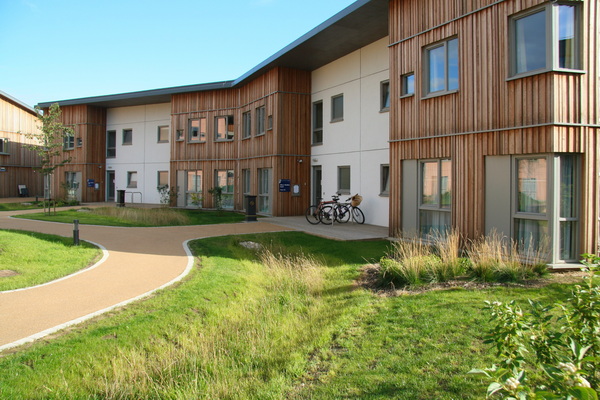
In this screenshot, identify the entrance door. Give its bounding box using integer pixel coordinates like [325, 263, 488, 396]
[106, 171, 115, 202]
[312, 166, 322, 205]
[65, 171, 82, 202]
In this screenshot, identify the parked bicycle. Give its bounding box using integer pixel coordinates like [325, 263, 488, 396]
[305, 194, 365, 225]
[305, 195, 340, 225]
[333, 194, 365, 224]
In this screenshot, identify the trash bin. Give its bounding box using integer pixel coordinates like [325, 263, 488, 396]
[245, 195, 257, 222]
[117, 190, 126, 207]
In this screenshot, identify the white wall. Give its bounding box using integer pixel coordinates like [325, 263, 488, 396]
[105, 103, 171, 205]
[311, 37, 390, 227]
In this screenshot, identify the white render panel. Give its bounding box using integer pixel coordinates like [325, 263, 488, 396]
[311, 37, 390, 227]
[106, 103, 171, 204]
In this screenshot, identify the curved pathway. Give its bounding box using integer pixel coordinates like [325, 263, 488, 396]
[0, 208, 292, 351]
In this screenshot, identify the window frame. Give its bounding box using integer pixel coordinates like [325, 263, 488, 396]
[312, 100, 323, 145]
[242, 111, 252, 139]
[256, 106, 266, 136]
[423, 37, 459, 97]
[176, 129, 184, 141]
[331, 94, 344, 123]
[63, 132, 75, 150]
[337, 165, 351, 195]
[127, 171, 138, 188]
[401, 73, 415, 97]
[106, 130, 116, 158]
[418, 159, 452, 236]
[0, 138, 9, 154]
[122, 129, 133, 146]
[380, 164, 390, 196]
[157, 126, 169, 143]
[380, 80, 390, 112]
[508, 2, 582, 78]
[188, 118, 206, 143]
[157, 170, 169, 188]
[215, 115, 234, 141]
[214, 169, 235, 209]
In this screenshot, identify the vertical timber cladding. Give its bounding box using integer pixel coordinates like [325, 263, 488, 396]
[51, 105, 107, 202]
[389, 0, 599, 247]
[171, 67, 311, 215]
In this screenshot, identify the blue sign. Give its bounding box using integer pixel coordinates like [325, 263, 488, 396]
[279, 179, 291, 192]
[87, 179, 95, 188]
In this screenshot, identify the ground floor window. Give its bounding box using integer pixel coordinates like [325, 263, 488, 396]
[258, 168, 272, 214]
[419, 159, 451, 237]
[215, 170, 234, 209]
[186, 170, 202, 207]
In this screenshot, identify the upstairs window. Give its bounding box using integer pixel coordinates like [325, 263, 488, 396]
[63, 132, 75, 150]
[157, 126, 169, 143]
[401, 73, 415, 97]
[215, 116, 234, 141]
[0, 138, 8, 154]
[256, 106, 266, 136]
[380, 81, 390, 111]
[189, 118, 206, 143]
[106, 130, 116, 158]
[312, 101, 323, 144]
[331, 94, 344, 122]
[122, 129, 133, 145]
[242, 111, 252, 139]
[424, 37, 459, 96]
[510, 3, 581, 77]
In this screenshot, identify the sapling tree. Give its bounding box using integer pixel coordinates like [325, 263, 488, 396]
[24, 103, 74, 211]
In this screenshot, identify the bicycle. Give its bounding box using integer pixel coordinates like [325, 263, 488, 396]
[304, 195, 340, 225]
[333, 194, 365, 224]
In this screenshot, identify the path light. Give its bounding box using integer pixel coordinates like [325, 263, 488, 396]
[73, 219, 80, 246]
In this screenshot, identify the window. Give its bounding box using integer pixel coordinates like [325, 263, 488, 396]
[215, 170, 234, 209]
[189, 118, 206, 142]
[510, 3, 580, 77]
[0, 138, 9, 154]
[267, 115, 273, 131]
[215, 116, 234, 141]
[331, 94, 344, 122]
[256, 106, 266, 136]
[380, 165, 390, 196]
[338, 166, 351, 194]
[127, 171, 138, 188]
[77, 137, 82, 147]
[381, 81, 390, 111]
[424, 37, 459, 96]
[242, 111, 252, 139]
[419, 159, 452, 236]
[157, 171, 168, 188]
[63, 132, 74, 150]
[401, 73, 415, 97]
[258, 168, 272, 214]
[176, 129, 184, 141]
[106, 131, 116, 158]
[312, 101, 323, 145]
[122, 129, 133, 145]
[186, 170, 202, 207]
[242, 169, 251, 195]
[158, 126, 169, 143]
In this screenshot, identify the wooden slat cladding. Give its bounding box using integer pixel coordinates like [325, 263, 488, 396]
[50, 105, 107, 202]
[389, 0, 600, 253]
[0, 96, 43, 197]
[171, 67, 311, 216]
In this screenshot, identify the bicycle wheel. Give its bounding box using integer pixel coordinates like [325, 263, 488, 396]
[319, 205, 335, 225]
[305, 205, 321, 224]
[351, 207, 365, 224]
[335, 204, 351, 223]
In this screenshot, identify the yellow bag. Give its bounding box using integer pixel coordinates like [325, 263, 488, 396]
[351, 194, 362, 207]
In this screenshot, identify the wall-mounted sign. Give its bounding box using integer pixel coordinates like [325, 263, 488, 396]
[0, 167, 6, 172]
[87, 179, 95, 188]
[279, 179, 291, 192]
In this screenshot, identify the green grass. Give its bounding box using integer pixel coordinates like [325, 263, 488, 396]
[0, 230, 102, 291]
[0, 232, 579, 399]
[0, 202, 43, 211]
[14, 207, 247, 227]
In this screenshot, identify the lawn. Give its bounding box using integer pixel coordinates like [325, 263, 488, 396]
[0, 230, 102, 291]
[13, 206, 247, 227]
[0, 232, 580, 399]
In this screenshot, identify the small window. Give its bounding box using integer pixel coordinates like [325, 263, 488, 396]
[380, 81, 390, 111]
[0, 138, 9, 154]
[106, 130, 116, 158]
[312, 101, 323, 145]
[401, 73, 415, 97]
[242, 111, 252, 139]
[267, 115, 273, 131]
[63, 132, 75, 150]
[331, 94, 344, 122]
[215, 116, 234, 141]
[424, 37, 459, 96]
[158, 126, 169, 143]
[176, 129, 184, 141]
[256, 106, 266, 136]
[76, 137, 83, 147]
[189, 118, 206, 143]
[127, 171, 138, 188]
[157, 170, 168, 187]
[122, 129, 133, 145]
[338, 166, 350, 194]
[380, 165, 390, 196]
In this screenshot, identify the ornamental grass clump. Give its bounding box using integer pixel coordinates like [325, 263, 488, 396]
[92, 207, 190, 226]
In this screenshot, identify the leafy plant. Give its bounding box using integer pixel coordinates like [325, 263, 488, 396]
[208, 186, 223, 211]
[469, 254, 600, 399]
[157, 185, 178, 207]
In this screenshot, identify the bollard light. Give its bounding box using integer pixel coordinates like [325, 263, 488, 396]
[73, 219, 80, 246]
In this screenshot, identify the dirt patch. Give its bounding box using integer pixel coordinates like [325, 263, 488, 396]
[356, 263, 587, 296]
[0, 270, 19, 278]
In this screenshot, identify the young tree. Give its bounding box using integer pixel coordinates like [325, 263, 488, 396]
[24, 103, 74, 210]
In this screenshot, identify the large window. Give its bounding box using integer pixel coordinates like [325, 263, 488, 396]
[242, 111, 251, 139]
[258, 168, 272, 214]
[215, 169, 234, 209]
[106, 131, 116, 158]
[338, 166, 351, 194]
[0, 138, 8, 154]
[189, 118, 206, 143]
[331, 94, 344, 122]
[312, 101, 323, 144]
[419, 159, 452, 236]
[424, 37, 459, 96]
[510, 3, 580, 76]
[215, 116, 234, 141]
[186, 170, 202, 207]
[515, 157, 548, 254]
[122, 129, 133, 145]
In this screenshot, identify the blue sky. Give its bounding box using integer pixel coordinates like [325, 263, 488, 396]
[0, 0, 356, 108]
